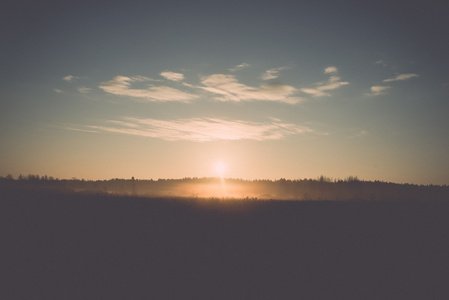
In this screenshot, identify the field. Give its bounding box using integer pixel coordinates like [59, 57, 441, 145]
[1, 183, 449, 299]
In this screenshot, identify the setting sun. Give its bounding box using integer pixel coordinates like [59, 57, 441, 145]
[214, 161, 227, 177]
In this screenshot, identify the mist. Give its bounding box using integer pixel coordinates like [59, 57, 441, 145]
[2, 175, 448, 201]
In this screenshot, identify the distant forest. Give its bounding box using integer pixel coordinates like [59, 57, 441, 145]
[1, 174, 448, 201]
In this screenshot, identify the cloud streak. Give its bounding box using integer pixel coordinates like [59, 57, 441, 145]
[63, 75, 79, 82]
[99, 75, 197, 102]
[300, 66, 349, 97]
[365, 72, 418, 96]
[77, 86, 92, 94]
[200, 74, 301, 103]
[228, 63, 250, 72]
[383, 73, 418, 82]
[160, 71, 184, 82]
[261, 67, 288, 80]
[375, 60, 388, 67]
[80, 117, 312, 141]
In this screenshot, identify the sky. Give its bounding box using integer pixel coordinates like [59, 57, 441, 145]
[1, 0, 449, 185]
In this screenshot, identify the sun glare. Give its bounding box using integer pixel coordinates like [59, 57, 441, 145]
[214, 161, 227, 177]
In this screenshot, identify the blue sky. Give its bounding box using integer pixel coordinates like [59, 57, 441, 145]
[1, 0, 448, 184]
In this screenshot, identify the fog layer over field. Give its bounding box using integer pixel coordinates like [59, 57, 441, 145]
[1, 175, 448, 201]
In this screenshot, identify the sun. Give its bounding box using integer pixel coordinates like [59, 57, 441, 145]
[214, 161, 227, 178]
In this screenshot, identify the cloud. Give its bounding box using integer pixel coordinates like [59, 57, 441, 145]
[160, 71, 184, 82]
[131, 75, 159, 82]
[324, 66, 338, 74]
[228, 63, 250, 72]
[99, 75, 197, 102]
[200, 74, 301, 103]
[63, 75, 79, 82]
[261, 67, 288, 80]
[383, 73, 418, 82]
[375, 60, 388, 67]
[94, 65, 352, 103]
[65, 126, 99, 133]
[77, 86, 92, 94]
[80, 117, 312, 142]
[366, 85, 391, 96]
[54, 88, 63, 93]
[300, 67, 349, 97]
[365, 72, 417, 96]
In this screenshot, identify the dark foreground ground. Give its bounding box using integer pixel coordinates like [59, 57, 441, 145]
[1, 187, 449, 299]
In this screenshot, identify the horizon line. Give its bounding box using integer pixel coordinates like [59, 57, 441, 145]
[1, 174, 447, 187]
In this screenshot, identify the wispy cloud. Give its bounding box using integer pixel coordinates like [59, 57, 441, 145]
[375, 60, 388, 67]
[99, 75, 197, 102]
[131, 75, 159, 82]
[200, 74, 301, 104]
[261, 66, 288, 80]
[366, 85, 391, 96]
[54, 88, 63, 93]
[300, 66, 349, 97]
[65, 126, 99, 133]
[79, 117, 312, 142]
[324, 66, 338, 74]
[63, 75, 79, 82]
[160, 71, 184, 82]
[383, 73, 418, 82]
[228, 63, 250, 72]
[77, 86, 92, 94]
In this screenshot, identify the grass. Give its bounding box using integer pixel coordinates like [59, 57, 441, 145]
[1, 185, 449, 299]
